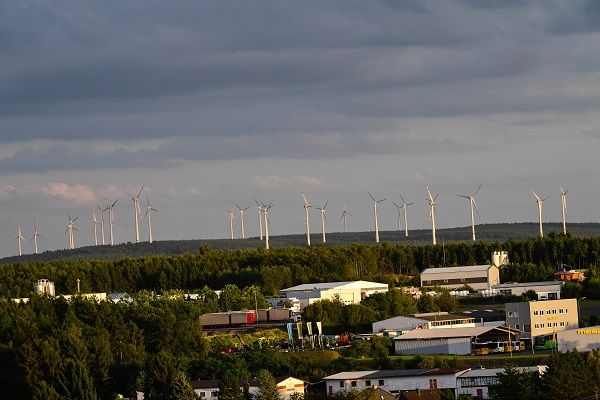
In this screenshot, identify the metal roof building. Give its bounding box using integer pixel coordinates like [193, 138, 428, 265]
[420, 265, 500, 291]
[279, 280, 388, 309]
[492, 281, 563, 300]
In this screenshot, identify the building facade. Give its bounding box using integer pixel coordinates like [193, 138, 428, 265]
[505, 299, 578, 339]
[420, 265, 500, 291]
[557, 325, 600, 352]
[492, 281, 563, 300]
[456, 366, 547, 399]
[372, 312, 478, 333]
[279, 281, 389, 309]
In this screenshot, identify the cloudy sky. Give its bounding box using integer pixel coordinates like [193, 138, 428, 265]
[2, 0, 600, 256]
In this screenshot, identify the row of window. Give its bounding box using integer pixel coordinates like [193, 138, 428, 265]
[343, 379, 385, 388]
[424, 277, 488, 285]
[533, 308, 568, 316]
[534, 322, 566, 329]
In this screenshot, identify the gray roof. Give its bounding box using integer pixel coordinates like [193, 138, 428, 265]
[493, 281, 563, 289]
[421, 265, 494, 275]
[281, 280, 388, 292]
[394, 325, 518, 340]
[325, 368, 465, 380]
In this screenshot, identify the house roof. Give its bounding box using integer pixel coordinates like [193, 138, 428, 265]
[493, 281, 563, 289]
[458, 365, 547, 378]
[412, 312, 471, 322]
[399, 389, 442, 400]
[191, 376, 304, 390]
[281, 281, 388, 292]
[394, 325, 519, 340]
[324, 368, 465, 380]
[421, 265, 494, 275]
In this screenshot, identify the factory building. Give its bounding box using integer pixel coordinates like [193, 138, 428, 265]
[505, 298, 578, 339]
[492, 281, 563, 300]
[420, 265, 500, 291]
[372, 312, 478, 334]
[393, 326, 519, 356]
[279, 280, 388, 309]
[557, 325, 600, 352]
[456, 366, 547, 399]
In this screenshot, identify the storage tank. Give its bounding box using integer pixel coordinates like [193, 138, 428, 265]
[33, 279, 55, 297]
[492, 251, 509, 268]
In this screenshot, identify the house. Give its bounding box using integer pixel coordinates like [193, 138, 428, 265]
[491, 281, 563, 300]
[456, 366, 547, 399]
[372, 312, 479, 334]
[505, 298, 578, 340]
[393, 326, 520, 356]
[420, 265, 500, 291]
[279, 281, 389, 309]
[324, 368, 467, 396]
[190, 376, 305, 400]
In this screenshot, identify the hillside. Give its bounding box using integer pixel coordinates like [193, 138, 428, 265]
[3, 222, 600, 264]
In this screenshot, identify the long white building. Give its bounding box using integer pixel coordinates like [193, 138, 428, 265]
[279, 280, 388, 309]
[420, 265, 500, 291]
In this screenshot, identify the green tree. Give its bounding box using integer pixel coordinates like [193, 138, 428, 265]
[218, 370, 244, 400]
[489, 365, 542, 400]
[56, 359, 98, 400]
[542, 350, 593, 399]
[255, 370, 281, 400]
[167, 370, 198, 400]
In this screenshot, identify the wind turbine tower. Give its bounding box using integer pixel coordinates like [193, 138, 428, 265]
[97, 205, 107, 245]
[426, 187, 439, 245]
[368, 192, 385, 243]
[399, 195, 413, 237]
[92, 211, 98, 246]
[560, 186, 568, 235]
[14, 224, 24, 256]
[144, 194, 158, 243]
[301, 191, 312, 246]
[339, 205, 352, 233]
[261, 202, 273, 250]
[227, 208, 235, 240]
[458, 184, 482, 241]
[107, 199, 118, 245]
[66, 215, 78, 250]
[236, 205, 249, 239]
[131, 186, 144, 243]
[254, 199, 264, 240]
[531, 190, 549, 238]
[316, 201, 328, 243]
[31, 219, 45, 254]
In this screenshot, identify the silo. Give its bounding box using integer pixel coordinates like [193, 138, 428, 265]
[33, 279, 55, 297]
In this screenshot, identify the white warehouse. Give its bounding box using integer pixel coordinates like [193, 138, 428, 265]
[420, 265, 500, 291]
[279, 280, 388, 309]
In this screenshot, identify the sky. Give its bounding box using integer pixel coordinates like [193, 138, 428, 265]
[2, 0, 600, 256]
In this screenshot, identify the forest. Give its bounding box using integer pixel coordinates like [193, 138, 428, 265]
[1, 233, 600, 298]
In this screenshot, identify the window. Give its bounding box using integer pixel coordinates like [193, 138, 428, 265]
[199, 392, 205, 398]
[516, 324, 520, 329]
[560, 322, 565, 327]
[565, 309, 568, 313]
[508, 311, 514, 317]
[429, 379, 438, 389]
[378, 380, 384, 386]
[351, 381, 357, 388]
[559, 309, 564, 314]
[533, 311, 538, 316]
[339, 382, 344, 388]
[365, 380, 371, 387]
[553, 310, 557, 314]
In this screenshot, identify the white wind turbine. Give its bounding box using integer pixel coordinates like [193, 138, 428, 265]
[368, 192, 385, 243]
[396, 195, 414, 237]
[236, 204, 249, 239]
[426, 187, 439, 245]
[227, 208, 235, 240]
[144, 193, 158, 243]
[560, 186, 568, 235]
[339, 205, 353, 233]
[131, 185, 144, 243]
[316, 201, 328, 243]
[31, 219, 45, 254]
[66, 215, 78, 250]
[261, 202, 273, 250]
[458, 184, 483, 241]
[106, 199, 118, 245]
[254, 199, 264, 240]
[97, 205, 107, 245]
[531, 190, 549, 238]
[14, 224, 25, 256]
[301, 191, 312, 246]
[92, 211, 99, 246]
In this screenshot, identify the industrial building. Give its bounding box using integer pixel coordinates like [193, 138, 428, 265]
[420, 265, 500, 291]
[456, 366, 547, 399]
[505, 298, 578, 339]
[393, 326, 519, 356]
[557, 325, 600, 352]
[324, 368, 467, 396]
[492, 281, 563, 300]
[372, 312, 478, 334]
[279, 280, 389, 309]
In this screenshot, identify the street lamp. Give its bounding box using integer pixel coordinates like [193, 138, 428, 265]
[577, 296, 586, 328]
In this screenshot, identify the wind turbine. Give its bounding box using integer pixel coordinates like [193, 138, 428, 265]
[254, 199, 264, 240]
[131, 185, 144, 243]
[92, 211, 98, 246]
[106, 199, 118, 245]
[458, 183, 483, 241]
[261, 202, 273, 250]
[397, 195, 414, 237]
[339, 205, 353, 233]
[31, 219, 45, 254]
[14, 224, 24, 256]
[531, 190, 549, 238]
[144, 193, 158, 243]
[227, 208, 235, 240]
[316, 201, 328, 243]
[66, 215, 78, 250]
[560, 186, 568, 235]
[301, 191, 312, 246]
[97, 205, 107, 245]
[368, 192, 385, 243]
[426, 187, 439, 245]
[236, 204, 249, 239]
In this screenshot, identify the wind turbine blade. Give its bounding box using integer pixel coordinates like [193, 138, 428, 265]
[146, 193, 150, 207]
[151, 208, 158, 212]
[400, 195, 406, 204]
[112, 199, 118, 207]
[236, 204, 242, 211]
[323, 200, 328, 209]
[473, 183, 483, 196]
[301, 191, 309, 205]
[542, 196, 550, 202]
[392, 201, 400, 209]
[458, 195, 469, 199]
[339, 213, 344, 222]
[433, 194, 438, 202]
[531, 190, 541, 201]
[243, 207, 249, 211]
[378, 198, 386, 203]
[367, 191, 376, 202]
[426, 187, 434, 201]
[136, 185, 145, 198]
[473, 199, 479, 214]
[407, 203, 414, 206]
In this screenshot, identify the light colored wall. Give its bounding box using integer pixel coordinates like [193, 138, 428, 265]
[506, 299, 578, 338]
[325, 374, 459, 395]
[558, 326, 600, 352]
[394, 337, 472, 356]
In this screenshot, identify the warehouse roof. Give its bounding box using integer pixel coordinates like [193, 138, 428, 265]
[394, 325, 518, 340]
[493, 281, 563, 288]
[281, 280, 388, 292]
[458, 366, 547, 378]
[421, 265, 494, 275]
[324, 368, 464, 380]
